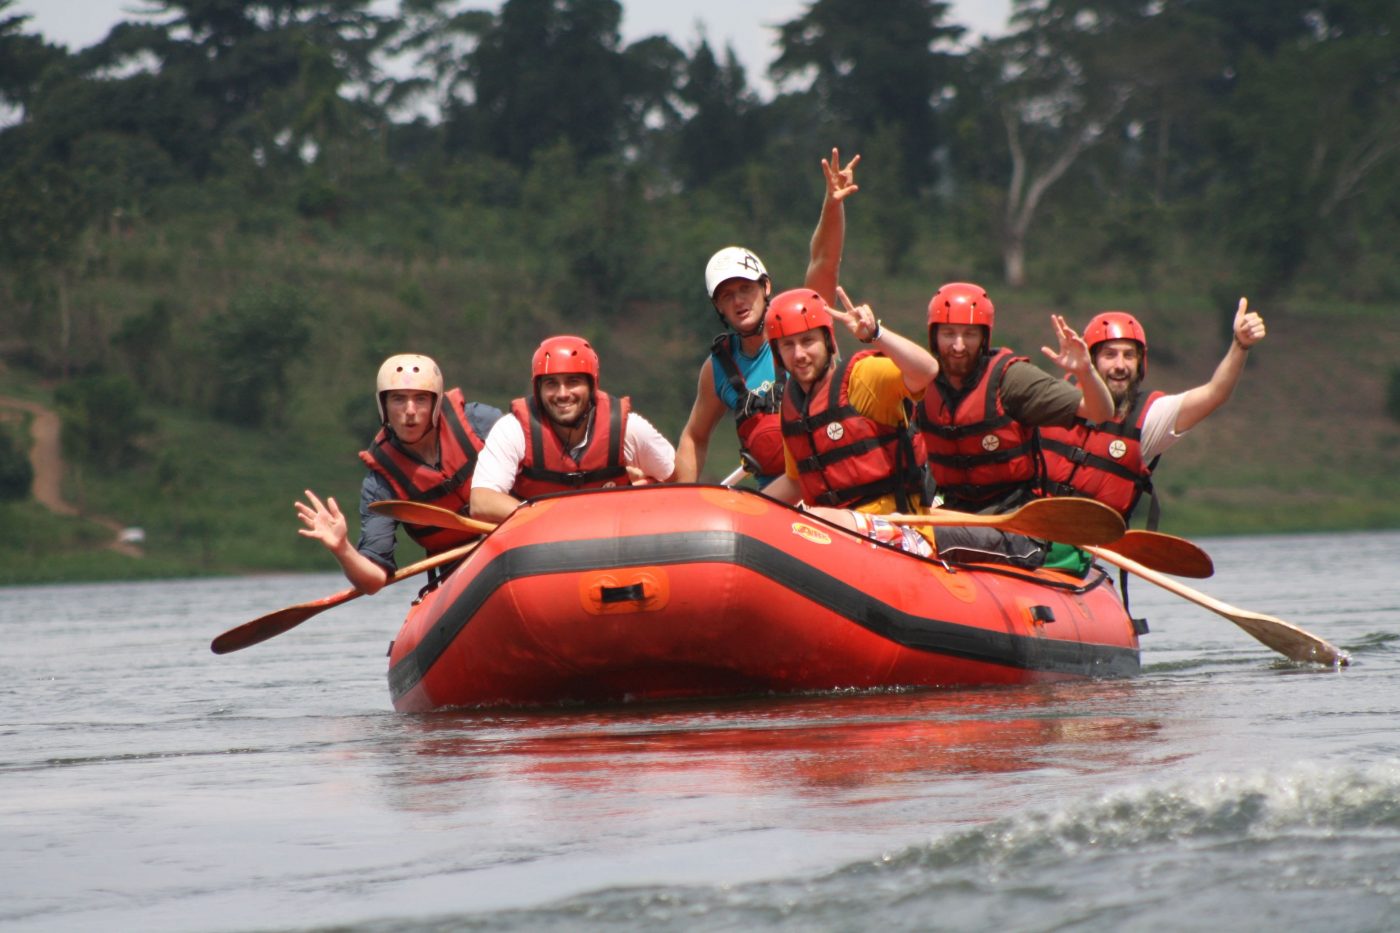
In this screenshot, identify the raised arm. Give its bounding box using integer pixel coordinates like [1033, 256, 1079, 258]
[804, 147, 860, 303]
[296, 488, 390, 594]
[1175, 297, 1266, 433]
[1043, 314, 1114, 423]
[831, 286, 938, 394]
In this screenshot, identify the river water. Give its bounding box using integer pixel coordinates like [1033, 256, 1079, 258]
[2, 530, 1398, 932]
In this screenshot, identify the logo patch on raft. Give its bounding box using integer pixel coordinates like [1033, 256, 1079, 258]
[790, 522, 832, 545]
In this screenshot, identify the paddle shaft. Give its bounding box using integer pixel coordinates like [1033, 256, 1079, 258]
[210, 538, 482, 654]
[1086, 545, 1349, 666]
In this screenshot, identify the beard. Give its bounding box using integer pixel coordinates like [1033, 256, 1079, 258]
[1111, 377, 1143, 417]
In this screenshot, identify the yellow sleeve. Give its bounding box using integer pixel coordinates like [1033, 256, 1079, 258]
[847, 356, 917, 426]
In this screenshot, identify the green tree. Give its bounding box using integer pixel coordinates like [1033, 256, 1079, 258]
[674, 40, 761, 190]
[203, 285, 315, 428]
[1388, 368, 1400, 424]
[968, 0, 1149, 286]
[0, 424, 33, 501]
[1207, 3, 1400, 295]
[0, 1, 67, 113]
[53, 374, 155, 470]
[771, 0, 963, 191]
[449, 0, 681, 165]
[78, 0, 392, 179]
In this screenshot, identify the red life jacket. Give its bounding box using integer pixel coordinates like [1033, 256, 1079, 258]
[916, 348, 1039, 511]
[358, 387, 487, 554]
[711, 332, 785, 477]
[509, 390, 631, 499]
[1040, 389, 1166, 521]
[781, 350, 923, 511]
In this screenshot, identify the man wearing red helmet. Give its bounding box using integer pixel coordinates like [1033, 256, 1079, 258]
[916, 282, 1114, 515]
[759, 286, 937, 524]
[674, 148, 860, 488]
[296, 353, 503, 593]
[469, 336, 677, 523]
[1041, 298, 1267, 524]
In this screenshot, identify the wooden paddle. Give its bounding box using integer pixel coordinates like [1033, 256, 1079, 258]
[886, 497, 1126, 547]
[209, 538, 483, 655]
[369, 499, 497, 532]
[1086, 545, 1350, 666]
[367, 500, 497, 534]
[1104, 530, 1214, 578]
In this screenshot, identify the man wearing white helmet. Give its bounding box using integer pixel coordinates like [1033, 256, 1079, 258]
[673, 148, 860, 487]
[295, 353, 503, 593]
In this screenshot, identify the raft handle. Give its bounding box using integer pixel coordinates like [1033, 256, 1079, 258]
[1029, 605, 1056, 625]
[600, 583, 648, 604]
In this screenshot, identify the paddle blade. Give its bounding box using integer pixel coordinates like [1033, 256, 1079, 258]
[1107, 530, 1214, 578]
[886, 497, 1125, 548]
[369, 500, 496, 534]
[210, 588, 359, 654]
[211, 539, 484, 656]
[1003, 497, 1126, 546]
[1087, 545, 1350, 667]
[1228, 611, 1351, 667]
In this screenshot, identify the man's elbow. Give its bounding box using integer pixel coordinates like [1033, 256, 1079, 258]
[469, 488, 512, 524]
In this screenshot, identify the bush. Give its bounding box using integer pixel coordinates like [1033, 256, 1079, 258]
[53, 374, 155, 470]
[204, 284, 314, 428]
[0, 426, 33, 501]
[1387, 367, 1400, 424]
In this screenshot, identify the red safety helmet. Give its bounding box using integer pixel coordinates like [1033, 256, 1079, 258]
[927, 282, 995, 346]
[531, 335, 600, 384]
[764, 288, 836, 355]
[1084, 311, 1148, 378]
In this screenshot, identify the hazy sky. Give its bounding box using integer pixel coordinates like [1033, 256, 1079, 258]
[14, 0, 1012, 97]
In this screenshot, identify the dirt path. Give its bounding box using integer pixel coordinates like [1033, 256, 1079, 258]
[0, 395, 144, 558]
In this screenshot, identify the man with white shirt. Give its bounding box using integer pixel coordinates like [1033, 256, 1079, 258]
[1039, 299, 1267, 525]
[469, 335, 676, 523]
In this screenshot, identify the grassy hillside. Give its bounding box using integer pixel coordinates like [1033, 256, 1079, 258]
[3, 218, 1399, 587]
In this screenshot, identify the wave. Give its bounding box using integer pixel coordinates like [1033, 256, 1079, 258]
[353, 762, 1400, 932]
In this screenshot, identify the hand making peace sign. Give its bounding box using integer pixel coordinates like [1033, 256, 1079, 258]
[822, 148, 861, 203]
[830, 285, 881, 343]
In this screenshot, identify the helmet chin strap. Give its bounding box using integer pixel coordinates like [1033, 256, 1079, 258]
[737, 313, 766, 339]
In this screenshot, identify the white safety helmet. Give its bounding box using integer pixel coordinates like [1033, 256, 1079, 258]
[704, 246, 769, 299]
[376, 353, 444, 425]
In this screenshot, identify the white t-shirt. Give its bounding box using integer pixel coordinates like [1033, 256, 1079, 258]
[471, 406, 677, 495]
[1139, 391, 1187, 462]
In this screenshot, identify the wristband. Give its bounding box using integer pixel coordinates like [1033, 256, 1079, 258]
[861, 321, 883, 344]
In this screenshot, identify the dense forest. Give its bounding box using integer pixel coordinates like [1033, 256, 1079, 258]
[1, 0, 1398, 582]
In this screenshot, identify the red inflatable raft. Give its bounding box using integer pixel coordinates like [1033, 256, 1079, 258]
[386, 485, 1141, 711]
